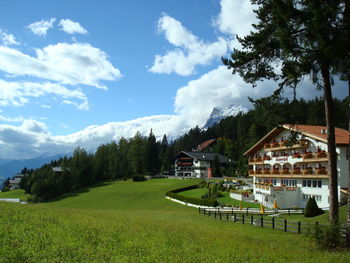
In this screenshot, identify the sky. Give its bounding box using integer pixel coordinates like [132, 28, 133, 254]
[0, 0, 347, 160]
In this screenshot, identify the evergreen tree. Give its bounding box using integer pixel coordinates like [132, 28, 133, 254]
[222, 0, 346, 225]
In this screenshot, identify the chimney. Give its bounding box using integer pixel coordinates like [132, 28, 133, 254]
[321, 128, 327, 134]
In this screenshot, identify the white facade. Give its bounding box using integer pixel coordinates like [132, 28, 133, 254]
[246, 125, 349, 209]
[174, 151, 228, 178]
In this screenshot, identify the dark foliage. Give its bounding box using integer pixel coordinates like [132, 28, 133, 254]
[304, 197, 324, 217]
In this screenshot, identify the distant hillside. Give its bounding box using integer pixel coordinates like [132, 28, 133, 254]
[0, 154, 67, 181]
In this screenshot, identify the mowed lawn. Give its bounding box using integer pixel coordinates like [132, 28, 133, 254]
[0, 179, 349, 263]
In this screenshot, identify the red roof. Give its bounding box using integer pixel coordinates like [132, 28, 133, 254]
[284, 124, 349, 145]
[195, 139, 216, 151]
[244, 124, 349, 156]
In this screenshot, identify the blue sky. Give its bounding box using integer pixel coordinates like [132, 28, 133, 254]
[0, 0, 347, 159]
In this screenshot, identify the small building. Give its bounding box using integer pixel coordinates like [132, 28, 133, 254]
[174, 151, 229, 178]
[9, 174, 24, 190]
[245, 124, 349, 209]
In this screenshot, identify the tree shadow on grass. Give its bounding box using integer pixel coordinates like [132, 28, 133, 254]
[44, 181, 111, 203]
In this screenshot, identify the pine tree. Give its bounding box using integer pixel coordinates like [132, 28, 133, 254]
[222, 0, 346, 226]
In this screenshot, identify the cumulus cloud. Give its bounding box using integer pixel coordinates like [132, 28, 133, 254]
[0, 115, 187, 159]
[0, 43, 121, 89]
[0, 29, 19, 46]
[214, 0, 257, 49]
[59, 19, 88, 34]
[27, 18, 56, 36]
[149, 14, 228, 76]
[0, 79, 89, 110]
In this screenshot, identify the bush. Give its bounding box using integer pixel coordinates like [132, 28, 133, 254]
[1, 186, 10, 192]
[308, 223, 341, 250]
[132, 175, 147, 182]
[304, 197, 324, 217]
[166, 184, 218, 207]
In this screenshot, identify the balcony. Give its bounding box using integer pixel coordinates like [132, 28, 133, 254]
[316, 168, 328, 175]
[316, 151, 327, 158]
[263, 155, 271, 161]
[272, 169, 280, 175]
[268, 139, 310, 151]
[281, 169, 290, 175]
[302, 152, 313, 159]
[248, 157, 264, 164]
[303, 169, 313, 175]
[249, 170, 255, 175]
[292, 153, 302, 158]
[262, 169, 271, 175]
[292, 168, 302, 175]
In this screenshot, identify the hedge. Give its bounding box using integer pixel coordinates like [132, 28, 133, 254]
[166, 184, 219, 207]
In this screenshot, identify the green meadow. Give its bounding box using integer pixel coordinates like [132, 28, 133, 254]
[0, 179, 349, 263]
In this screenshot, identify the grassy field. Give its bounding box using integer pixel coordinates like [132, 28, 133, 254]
[0, 189, 30, 201]
[179, 187, 261, 208]
[0, 179, 349, 263]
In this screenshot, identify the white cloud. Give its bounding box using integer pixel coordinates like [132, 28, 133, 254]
[214, 0, 257, 50]
[0, 43, 121, 89]
[59, 19, 88, 35]
[27, 18, 56, 36]
[149, 14, 228, 76]
[0, 115, 25, 123]
[0, 79, 89, 110]
[0, 29, 19, 46]
[41, 104, 51, 109]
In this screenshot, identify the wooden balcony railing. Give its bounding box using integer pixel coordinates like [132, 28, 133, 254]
[263, 169, 271, 174]
[303, 169, 313, 175]
[292, 169, 302, 175]
[303, 153, 313, 159]
[281, 169, 290, 175]
[316, 151, 328, 158]
[263, 156, 271, 161]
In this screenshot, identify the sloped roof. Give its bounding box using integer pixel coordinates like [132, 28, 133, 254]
[194, 139, 216, 151]
[284, 124, 349, 145]
[176, 151, 229, 163]
[244, 124, 349, 156]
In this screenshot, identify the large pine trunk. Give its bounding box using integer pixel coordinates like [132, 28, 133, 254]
[347, 79, 350, 246]
[321, 63, 339, 224]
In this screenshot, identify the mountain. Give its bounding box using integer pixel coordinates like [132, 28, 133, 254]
[0, 154, 68, 184]
[202, 104, 248, 129]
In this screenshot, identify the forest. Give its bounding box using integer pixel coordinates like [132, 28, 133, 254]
[5, 96, 348, 201]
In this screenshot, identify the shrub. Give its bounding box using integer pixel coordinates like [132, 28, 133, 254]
[308, 223, 341, 250]
[1, 186, 10, 192]
[166, 184, 218, 207]
[132, 175, 147, 182]
[304, 197, 324, 217]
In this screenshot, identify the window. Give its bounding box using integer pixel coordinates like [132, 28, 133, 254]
[303, 194, 322, 201]
[302, 180, 322, 188]
[272, 179, 277, 186]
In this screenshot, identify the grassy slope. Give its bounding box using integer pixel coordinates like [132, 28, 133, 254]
[0, 179, 349, 263]
[0, 189, 30, 201]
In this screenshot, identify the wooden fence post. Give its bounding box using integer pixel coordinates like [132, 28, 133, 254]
[251, 215, 254, 225]
[234, 214, 236, 222]
[246, 208, 249, 215]
[220, 213, 222, 220]
[226, 213, 229, 221]
[214, 211, 217, 219]
[272, 217, 275, 229]
[261, 216, 264, 227]
[298, 221, 301, 234]
[284, 219, 287, 232]
[242, 214, 245, 224]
